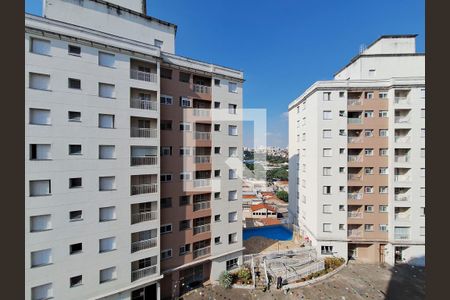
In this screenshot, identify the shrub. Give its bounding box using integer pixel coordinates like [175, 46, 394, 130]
[237, 267, 252, 282]
[219, 271, 233, 288]
[324, 257, 345, 270]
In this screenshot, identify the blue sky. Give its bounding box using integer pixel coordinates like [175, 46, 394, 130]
[26, 0, 425, 147]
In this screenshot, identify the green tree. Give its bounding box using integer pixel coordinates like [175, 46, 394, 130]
[276, 190, 289, 202]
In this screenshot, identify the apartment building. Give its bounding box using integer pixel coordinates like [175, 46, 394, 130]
[288, 35, 425, 266]
[25, 1, 243, 299]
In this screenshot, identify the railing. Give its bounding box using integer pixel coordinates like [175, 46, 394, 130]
[395, 136, 410, 143]
[348, 211, 363, 218]
[395, 116, 410, 123]
[348, 118, 363, 124]
[348, 174, 362, 181]
[193, 246, 211, 259]
[348, 193, 363, 200]
[131, 128, 157, 138]
[394, 233, 411, 240]
[395, 194, 410, 201]
[131, 211, 157, 224]
[348, 155, 363, 162]
[251, 256, 256, 288]
[131, 265, 157, 282]
[347, 230, 363, 238]
[395, 156, 410, 163]
[394, 175, 411, 182]
[130, 69, 157, 83]
[348, 136, 363, 143]
[193, 179, 211, 188]
[193, 84, 211, 94]
[131, 156, 157, 166]
[193, 224, 211, 235]
[194, 155, 211, 164]
[395, 214, 411, 221]
[194, 131, 211, 140]
[193, 201, 211, 211]
[193, 108, 210, 117]
[394, 97, 410, 104]
[131, 238, 157, 253]
[130, 99, 157, 111]
[348, 98, 362, 106]
[131, 183, 158, 195]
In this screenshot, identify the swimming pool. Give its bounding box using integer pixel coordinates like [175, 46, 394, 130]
[243, 225, 293, 241]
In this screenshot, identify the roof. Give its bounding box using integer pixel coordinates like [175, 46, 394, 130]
[243, 194, 258, 199]
[258, 219, 281, 226]
[251, 204, 277, 212]
[261, 192, 275, 196]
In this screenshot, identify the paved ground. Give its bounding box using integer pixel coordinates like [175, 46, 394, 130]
[182, 262, 425, 300]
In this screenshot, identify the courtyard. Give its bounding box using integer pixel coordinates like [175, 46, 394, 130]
[182, 262, 425, 300]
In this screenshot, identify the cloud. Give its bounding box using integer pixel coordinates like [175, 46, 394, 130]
[281, 111, 289, 120]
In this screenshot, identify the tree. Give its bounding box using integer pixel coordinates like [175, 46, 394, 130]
[276, 190, 289, 202]
[219, 271, 233, 288]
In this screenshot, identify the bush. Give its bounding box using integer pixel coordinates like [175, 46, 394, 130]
[237, 267, 252, 282]
[324, 257, 345, 270]
[219, 271, 233, 288]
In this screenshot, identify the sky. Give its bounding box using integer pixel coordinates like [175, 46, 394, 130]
[25, 0, 425, 147]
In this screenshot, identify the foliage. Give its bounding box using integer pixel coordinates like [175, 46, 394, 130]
[276, 190, 289, 202]
[243, 150, 254, 161]
[237, 267, 252, 282]
[324, 257, 345, 270]
[266, 167, 289, 181]
[218, 271, 233, 288]
[267, 155, 288, 164]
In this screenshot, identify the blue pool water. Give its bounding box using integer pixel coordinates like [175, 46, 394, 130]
[243, 225, 293, 241]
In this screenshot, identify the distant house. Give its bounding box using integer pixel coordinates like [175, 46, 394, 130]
[243, 203, 278, 219]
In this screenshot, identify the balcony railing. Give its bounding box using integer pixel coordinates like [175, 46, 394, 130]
[394, 136, 410, 143]
[131, 238, 157, 253]
[394, 97, 410, 104]
[394, 233, 410, 240]
[130, 99, 157, 111]
[131, 265, 157, 282]
[395, 214, 411, 221]
[193, 84, 211, 94]
[347, 230, 363, 238]
[348, 193, 363, 200]
[395, 194, 410, 201]
[394, 156, 410, 163]
[347, 99, 362, 106]
[348, 137, 363, 143]
[348, 118, 363, 124]
[131, 128, 157, 138]
[348, 174, 362, 181]
[348, 211, 363, 218]
[131, 156, 157, 166]
[395, 116, 410, 123]
[131, 183, 158, 195]
[193, 179, 211, 188]
[130, 69, 157, 83]
[394, 175, 411, 182]
[193, 201, 211, 211]
[194, 131, 211, 140]
[193, 246, 211, 259]
[194, 155, 211, 164]
[193, 108, 210, 117]
[131, 211, 157, 224]
[348, 155, 363, 162]
[193, 224, 211, 235]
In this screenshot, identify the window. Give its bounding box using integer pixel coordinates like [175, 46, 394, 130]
[420, 148, 425, 158]
[31, 283, 53, 300]
[323, 223, 332, 232]
[420, 207, 425, 217]
[228, 82, 237, 93]
[339, 224, 345, 230]
[215, 236, 221, 244]
[179, 72, 190, 83]
[323, 92, 331, 101]
[323, 186, 331, 195]
[368, 69, 376, 77]
[228, 233, 238, 244]
[214, 147, 221, 154]
[214, 192, 221, 200]
[365, 92, 374, 99]
[180, 172, 191, 181]
[68, 144, 82, 155]
[339, 91, 345, 98]
[29, 108, 51, 125]
[68, 111, 81, 122]
[99, 237, 116, 253]
[68, 45, 81, 55]
[215, 214, 221, 222]
[321, 246, 333, 254]
[228, 212, 238, 223]
[421, 128, 426, 138]
[99, 83, 115, 98]
[161, 197, 172, 208]
[420, 187, 425, 197]
[420, 88, 425, 98]
[365, 205, 374, 213]
[29, 180, 51, 197]
[323, 129, 332, 138]
[154, 39, 163, 48]
[161, 224, 172, 234]
[379, 92, 388, 99]
[161, 120, 172, 130]
[379, 167, 388, 175]
[365, 148, 374, 156]
[379, 186, 388, 194]
[339, 110, 346, 117]
[160, 95, 173, 105]
[69, 177, 82, 189]
[229, 169, 238, 179]
[379, 224, 388, 232]
[379, 110, 388, 118]
[339, 186, 345, 192]
[338, 129, 346, 136]
[180, 97, 191, 107]
[70, 210, 82, 222]
[226, 258, 238, 271]
[99, 206, 116, 222]
[229, 104, 237, 114]
[364, 129, 373, 137]
[70, 243, 82, 255]
[161, 147, 172, 156]
[323, 148, 332, 157]
[99, 176, 115, 191]
[214, 101, 221, 109]
[68, 78, 81, 89]
[364, 186, 374, 193]
[98, 52, 115, 68]
[364, 110, 374, 118]
[379, 129, 388, 137]
[179, 122, 191, 131]
[98, 114, 115, 128]
[229, 147, 238, 157]
[30, 38, 51, 55]
[180, 244, 191, 255]
[160, 174, 172, 182]
[31, 249, 52, 267]
[365, 167, 374, 175]
[339, 167, 345, 174]
[323, 110, 332, 120]
[30, 144, 51, 160]
[100, 267, 117, 283]
[322, 204, 332, 214]
[214, 79, 221, 86]
[364, 224, 374, 231]
[214, 170, 221, 177]
[160, 68, 172, 79]
[29, 73, 50, 90]
[339, 205, 345, 211]
[30, 215, 52, 232]
[228, 125, 238, 136]
[379, 148, 388, 156]
[379, 205, 388, 213]
[228, 190, 238, 201]
[70, 275, 82, 288]
[323, 167, 332, 176]
[179, 220, 190, 230]
[99, 145, 115, 159]
[179, 147, 191, 156]
[339, 148, 345, 154]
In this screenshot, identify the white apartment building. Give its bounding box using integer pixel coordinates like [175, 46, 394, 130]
[288, 35, 425, 266]
[25, 1, 243, 299]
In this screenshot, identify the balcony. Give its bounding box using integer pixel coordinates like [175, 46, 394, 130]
[193, 224, 211, 235]
[130, 69, 157, 83]
[131, 265, 157, 282]
[348, 98, 362, 106]
[194, 155, 211, 164]
[348, 193, 363, 200]
[193, 246, 211, 259]
[130, 99, 157, 111]
[131, 128, 157, 138]
[131, 183, 158, 195]
[348, 211, 363, 218]
[131, 156, 157, 166]
[348, 118, 363, 124]
[348, 136, 363, 143]
[193, 201, 211, 211]
[394, 136, 410, 143]
[394, 155, 410, 163]
[193, 84, 211, 94]
[394, 175, 410, 182]
[347, 230, 363, 238]
[394, 214, 411, 221]
[193, 108, 210, 117]
[348, 174, 362, 181]
[395, 194, 410, 201]
[194, 131, 211, 140]
[394, 233, 411, 240]
[193, 179, 211, 188]
[131, 211, 157, 224]
[395, 116, 410, 124]
[131, 238, 157, 253]
[348, 155, 363, 162]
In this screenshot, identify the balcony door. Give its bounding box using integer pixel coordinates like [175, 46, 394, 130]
[131, 283, 157, 300]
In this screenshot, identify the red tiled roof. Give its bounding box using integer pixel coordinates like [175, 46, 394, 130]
[243, 194, 257, 199]
[250, 204, 277, 212]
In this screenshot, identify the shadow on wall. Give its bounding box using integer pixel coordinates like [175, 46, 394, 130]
[384, 257, 425, 300]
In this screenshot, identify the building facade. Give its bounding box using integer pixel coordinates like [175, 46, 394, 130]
[25, 1, 243, 299]
[288, 35, 425, 266]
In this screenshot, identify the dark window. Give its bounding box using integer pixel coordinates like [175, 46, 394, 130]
[70, 210, 83, 221]
[179, 72, 190, 83]
[69, 177, 82, 188]
[69, 144, 82, 155]
[160, 120, 172, 130]
[68, 111, 81, 122]
[214, 101, 220, 109]
[179, 196, 190, 206]
[68, 78, 81, 89]
[179, 220, 190, 231]
[68, 45, 81, 55]
[70, 243, 82, 254]
[161, 197, 172, 208]
[214, 147, 220, 154]
[70, 275, 82, 287]
[214, 215, 221, 222]
[214, 79, 220, 86]
[160, 68, 172, 79]
[214, 124, 220, 131]
[214, 170, 221, 177]
[30, 144, 37, 160]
